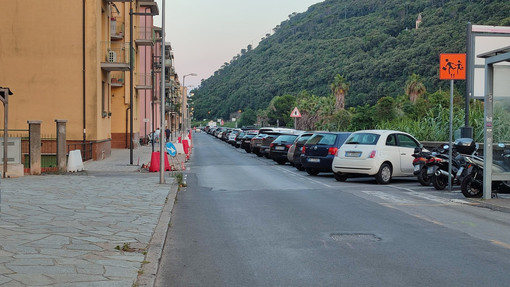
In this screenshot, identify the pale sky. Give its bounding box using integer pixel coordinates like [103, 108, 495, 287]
[154, 0, 324, 88]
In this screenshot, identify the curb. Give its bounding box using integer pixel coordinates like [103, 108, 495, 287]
[135, 180, 179, 287]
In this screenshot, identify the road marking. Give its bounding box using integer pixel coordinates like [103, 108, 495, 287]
[491, 240, 510, 250]
[273, 166, 333, 188]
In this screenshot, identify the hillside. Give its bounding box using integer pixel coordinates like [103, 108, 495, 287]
[193, 0, 510, 121]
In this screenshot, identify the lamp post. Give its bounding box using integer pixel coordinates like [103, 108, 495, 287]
[181, 73, 196, 134]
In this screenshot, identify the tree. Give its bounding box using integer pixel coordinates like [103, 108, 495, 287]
[238, 109, 257, 127]
[267, 94, 296, 127]
[405, 73, 426, 103]
[330, 74, 350, 110]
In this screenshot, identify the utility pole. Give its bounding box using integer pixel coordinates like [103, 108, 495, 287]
[159, 0, 166, 184]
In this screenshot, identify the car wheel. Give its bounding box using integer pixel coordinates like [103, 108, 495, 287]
[306, 168, 319, 176]
[256, 152, 263, 157]
[245, 148, 251, 153]
[375, 163, 392, 184]
[334, 172, 348, 182]
[276, 159, 286, 165]
[296, 164, 305, 171]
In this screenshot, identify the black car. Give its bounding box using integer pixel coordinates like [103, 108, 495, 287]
[301, 132, 351, 176]
[260, 134, 280, 158]
[241, 133, 257, 152]
[287, 132, 314, 171]
[269, 134, 301, 164]
[251, 134, 267, 155]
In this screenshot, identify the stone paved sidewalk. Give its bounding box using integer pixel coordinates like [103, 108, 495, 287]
[0, 146, 180, 287]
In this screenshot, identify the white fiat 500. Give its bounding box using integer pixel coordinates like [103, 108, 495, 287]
[332, 130, 422, 184]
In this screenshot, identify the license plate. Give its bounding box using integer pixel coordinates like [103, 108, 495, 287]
[308, 158, 320, 163]
[414, 165, 420, 172]
[275, 146, 285, 150]
[427, 166, 434, 175]
[345, 151, 361, 157]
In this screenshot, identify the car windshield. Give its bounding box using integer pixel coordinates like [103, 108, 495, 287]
[276, 135, 298, 142]
[345, 133, 380, 145]
[307, 134, 337, 145]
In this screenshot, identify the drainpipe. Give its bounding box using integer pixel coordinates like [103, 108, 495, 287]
[82, 0, 86, 143]
[126, 107, 130, 148]
[129, 3, 134, 164]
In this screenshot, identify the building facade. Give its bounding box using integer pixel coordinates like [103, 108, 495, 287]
[0, 0, 166, 160]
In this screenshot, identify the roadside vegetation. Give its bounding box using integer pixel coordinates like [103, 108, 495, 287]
[191, 0, 510, 142]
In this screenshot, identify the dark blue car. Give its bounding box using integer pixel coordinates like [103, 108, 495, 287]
[300, 132, 352, 176]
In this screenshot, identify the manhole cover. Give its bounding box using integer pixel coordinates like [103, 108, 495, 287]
[330, 233, 381, 242]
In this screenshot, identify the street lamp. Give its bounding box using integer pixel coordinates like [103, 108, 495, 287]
[181, 73, 196, 134]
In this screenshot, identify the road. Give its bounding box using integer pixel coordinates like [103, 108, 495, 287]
[155, 132, 510, 287]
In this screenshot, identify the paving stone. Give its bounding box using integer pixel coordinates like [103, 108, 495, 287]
[5, 273, 54, 286]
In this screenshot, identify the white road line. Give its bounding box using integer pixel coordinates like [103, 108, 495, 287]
[273, 166, 333, 188]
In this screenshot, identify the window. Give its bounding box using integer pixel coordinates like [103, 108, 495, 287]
[397, 134, 419, 148]
[346, 133, 380, 145]
[386, 134, 397, 146]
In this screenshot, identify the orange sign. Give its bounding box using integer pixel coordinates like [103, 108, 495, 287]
[440, 53, 466, 80]
[290, 107, 301, 118]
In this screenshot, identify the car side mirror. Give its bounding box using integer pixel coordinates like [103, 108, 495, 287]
[414, 147, 421, 154]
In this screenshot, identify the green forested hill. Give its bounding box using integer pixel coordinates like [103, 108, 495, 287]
[193, 0, 510, 121]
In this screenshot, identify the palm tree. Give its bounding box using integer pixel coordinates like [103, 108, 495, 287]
[330, 74, 350, 110]
[405, 73, 426, 103]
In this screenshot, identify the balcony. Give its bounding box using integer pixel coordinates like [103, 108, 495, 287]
[110, 16, 125, 41]
[110, 72, 125, 87]
[135, 73, 152, 90]
[101, 42, 130, 71]
[139, 1, 159, 15]
[135, 26, 154, 46]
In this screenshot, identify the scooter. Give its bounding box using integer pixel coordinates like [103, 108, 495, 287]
[461, 143, 510, 198]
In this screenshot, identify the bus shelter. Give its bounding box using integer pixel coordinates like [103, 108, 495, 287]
[478, 46, 510, 199]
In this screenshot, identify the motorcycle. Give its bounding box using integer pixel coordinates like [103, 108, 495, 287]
[426, 138, 476, 191]
[413, 146, 440, 186]
[461, 143, 510, 198]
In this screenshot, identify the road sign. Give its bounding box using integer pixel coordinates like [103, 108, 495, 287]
[440, 53, 466, 80]
[166, 142, 177, 157]
[290, 107, 301, 118]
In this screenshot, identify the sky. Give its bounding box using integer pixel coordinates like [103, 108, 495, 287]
[154, 0, 324, 89]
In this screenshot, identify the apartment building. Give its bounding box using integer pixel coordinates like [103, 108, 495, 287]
[0, 0, 164, 160]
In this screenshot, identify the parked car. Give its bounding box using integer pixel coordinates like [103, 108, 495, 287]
[332, 130, 422, 184]
[241, 133, 257, 152]
[287, 132, 314, 170]
[221, 128, 232, 141]
[269, 134, 301, 164]
[260, 134, 281, 158]
[227, 129, 242, 145]
[301, 132, 352, 176]
[251, 134, 267, 155]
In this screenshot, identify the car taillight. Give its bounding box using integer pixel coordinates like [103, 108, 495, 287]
[301, 146, 306, 154]
[369, 150, 376, 158]
[286, 144, 292, 149]
[328, 147, 338, 155]
[270, 143, 274, 148]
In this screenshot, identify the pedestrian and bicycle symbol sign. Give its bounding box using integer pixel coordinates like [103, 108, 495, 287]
[166, 142, 177, 157]
[290, 107, 301, 118]
[440, 53, 466, 80]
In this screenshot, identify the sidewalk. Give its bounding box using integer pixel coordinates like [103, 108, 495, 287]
[0, 145, 180, 287]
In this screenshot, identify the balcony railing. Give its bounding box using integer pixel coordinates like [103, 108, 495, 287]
[110, 71, 125, 87]
[135, 73, 152, 89]
[110, 16, 125, 40]
[101, 41, 130, 71]
[135, 26, 154, 46]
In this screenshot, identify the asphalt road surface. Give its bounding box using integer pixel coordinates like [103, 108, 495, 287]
[155, 132, 510, 287]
